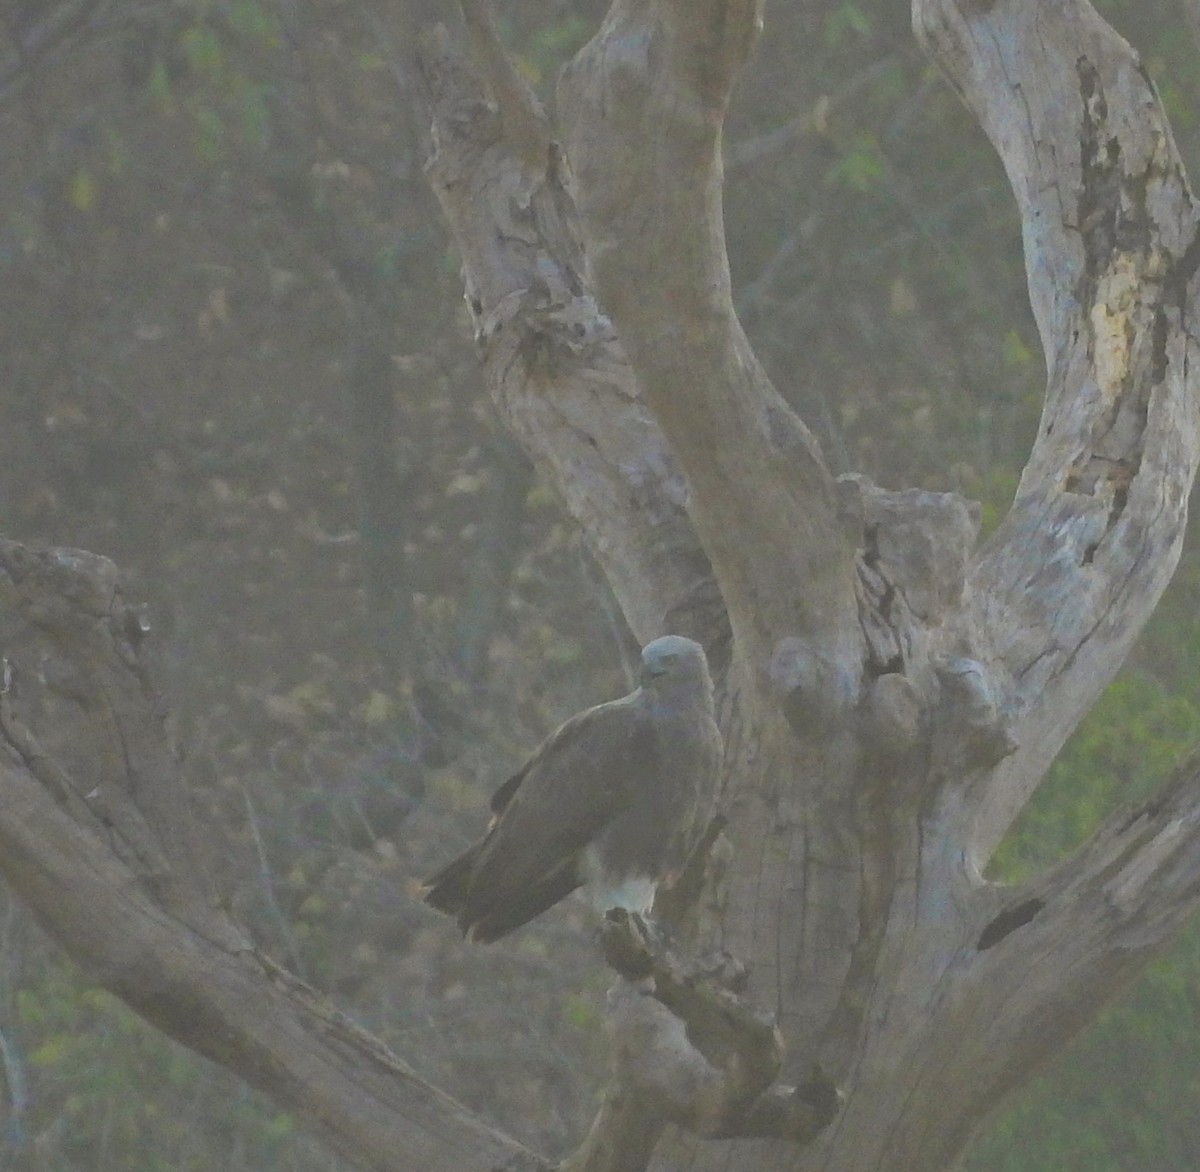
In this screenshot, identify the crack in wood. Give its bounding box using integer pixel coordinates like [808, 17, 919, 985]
[1152, 225, 1200, 383]
[976, 897, 1045, 951]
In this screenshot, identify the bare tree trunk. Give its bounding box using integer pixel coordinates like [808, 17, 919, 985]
[2, 2, 1200, 1172]
[421, 0, 1200, 1169]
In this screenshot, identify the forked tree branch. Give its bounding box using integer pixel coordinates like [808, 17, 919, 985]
[971, 746, 1200, 1077]
[418, 20, 729, 662]
[0, 538, 832, 1172]
[555, 1, 861, 677]
[859, 748, 1200, 1170]
[914, 0, 1200, 861]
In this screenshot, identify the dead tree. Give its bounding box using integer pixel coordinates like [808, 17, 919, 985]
[3, 1, 1200, 1170]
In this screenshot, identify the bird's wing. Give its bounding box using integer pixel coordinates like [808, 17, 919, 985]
[450, 694, 656, 937]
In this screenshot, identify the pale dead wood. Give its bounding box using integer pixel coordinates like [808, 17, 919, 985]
[914, 0, 1200, 861]
[0, 541, 542, 1172]
[0, 536, 815, 1172]
[561, 912, 838, 1172]
[418, 22, 729, 661]
[3, 1, 1200, 1170]
[417, 3, 1200, 1170]
[556, 1, 860, 675]
[829, 748, 1200, 1172]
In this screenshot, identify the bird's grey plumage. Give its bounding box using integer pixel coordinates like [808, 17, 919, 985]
[421, 636, 723, 943]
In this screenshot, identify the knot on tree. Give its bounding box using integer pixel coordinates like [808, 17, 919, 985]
[864, 671, 925, 754]
[768, 637, 854, 736]
[516, 293, 616, 377]
[932, 655, 1018, 772]
[593, 911, 840, 1144]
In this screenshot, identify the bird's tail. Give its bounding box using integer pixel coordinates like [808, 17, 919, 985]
[420, 844, 483, 916]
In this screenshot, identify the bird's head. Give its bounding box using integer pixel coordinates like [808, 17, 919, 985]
[639, 635, 713, 700]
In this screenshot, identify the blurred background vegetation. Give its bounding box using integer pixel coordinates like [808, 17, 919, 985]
[0, 0, 1198, 1167]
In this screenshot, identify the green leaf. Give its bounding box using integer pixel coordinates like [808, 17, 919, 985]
[181, 25, 223, 79]
[225, 0, 281, 46]
[67, 168, 96, 212]
[1001, 328, 1034, 369]
[31, 1032, 76, 1068]
[148, 59, 173, 105]
[824, 134, 885, 192]
[824, 3, 872, 47]
[191, 106, 226, 162]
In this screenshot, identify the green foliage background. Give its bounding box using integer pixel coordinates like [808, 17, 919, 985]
[1, 0, 1200, 1168]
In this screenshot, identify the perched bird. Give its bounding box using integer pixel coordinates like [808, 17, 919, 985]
[421, 635, 723, 943]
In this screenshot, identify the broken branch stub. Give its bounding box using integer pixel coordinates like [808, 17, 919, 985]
[593, 912, 838, 1146]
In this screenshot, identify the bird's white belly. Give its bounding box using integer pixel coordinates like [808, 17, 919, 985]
[580, 845, 657, 915]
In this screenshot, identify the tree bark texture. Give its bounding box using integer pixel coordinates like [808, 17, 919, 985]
[3, 2, 1200, 1171]
[421, 0, 1200, 1169]
[0, 542, 540, 1172]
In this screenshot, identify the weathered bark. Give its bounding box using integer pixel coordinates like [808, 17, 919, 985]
[919, 0, 1200, 863]
[417, 12, 731, 667]
[0, 541, 541, 1172]
[0, 537, 801, 1172]
[3, 2, 1200, 1172]
[560, 913, 838, 1172]
[419, 1, 1200, 1170]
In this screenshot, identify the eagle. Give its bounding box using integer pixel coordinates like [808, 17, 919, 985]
[421, 635, 723, 943]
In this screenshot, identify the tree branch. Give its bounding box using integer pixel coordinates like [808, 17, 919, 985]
[457, 0, 549, 171]
[0, 540, 543, 1172]
[556, 1, 860, 671]
[983, 746, 1200, 968]
[915, 0, 1200, 860]
[417, 21, 729, 661]
[560, 913, 838, 1172]
[0, 537, 834, 1172]
[916, 748, 1200, 1160]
